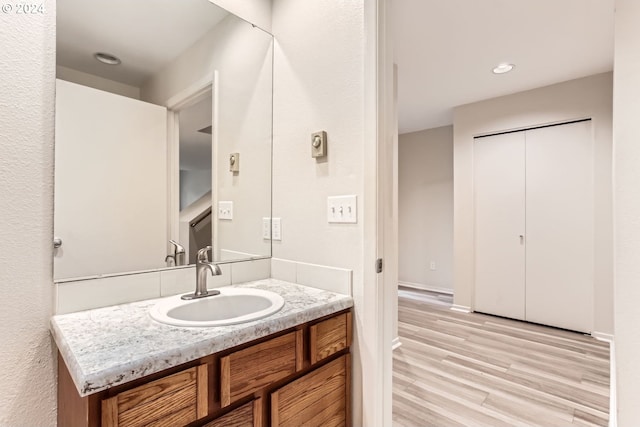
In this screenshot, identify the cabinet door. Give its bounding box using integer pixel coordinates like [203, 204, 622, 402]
[220, 331, 300, 407]
[101, 365, 208, 427]
[310, 312, 351, 365]
[271, 354, 349, 427]
[525, 121, 593, 332]
[474, 132, 526, 320]
[203, 399, 261, 427]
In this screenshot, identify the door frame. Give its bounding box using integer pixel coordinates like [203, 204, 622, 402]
[165, 72, 219, 260]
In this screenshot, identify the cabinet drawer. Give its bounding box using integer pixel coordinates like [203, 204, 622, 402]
[203, 398, 261, 427]
[102, 364, 208, 427]
[271, 354, 348, 427]
[220, 331, 300, 407]
[310, 312, 351, 364]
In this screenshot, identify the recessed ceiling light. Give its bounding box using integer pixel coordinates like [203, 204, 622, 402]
[492, 63, 515, 74]
[94, 52, 121, 65]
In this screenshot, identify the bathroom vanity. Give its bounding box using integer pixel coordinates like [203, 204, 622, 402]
[51, 280, 353, 426]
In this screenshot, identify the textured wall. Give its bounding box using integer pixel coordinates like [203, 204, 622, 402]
[270, 0, 367, 423]
[399, 126, 454, 292]
[613, 0, 640, 423]
[0, 2, 57, 425]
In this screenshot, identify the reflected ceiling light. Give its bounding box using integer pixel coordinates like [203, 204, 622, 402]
[492, 63, 515, 74]
[94, 52, 121, 65]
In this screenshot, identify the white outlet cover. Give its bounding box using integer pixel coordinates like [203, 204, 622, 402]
[272, 218, 282, 241]
[262, 217, 271, 240]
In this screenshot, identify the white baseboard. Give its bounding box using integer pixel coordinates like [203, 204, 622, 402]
[450, 304, 471, 313]
[398, 281, 453, 295]
[592, 331, 614, 343]
[392, 337, 402, 351]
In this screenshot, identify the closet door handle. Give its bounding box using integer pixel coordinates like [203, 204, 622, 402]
[519, 235, 524, 244]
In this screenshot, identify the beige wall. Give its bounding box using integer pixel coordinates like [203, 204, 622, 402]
[613, 0, 640, 423]
[453, 72, 614, 336]
[0, 4, 57, 425]
[271, 0, 374, 424]
[210, 0, 271, 32]
[141, 13, 273, 260]
[399, 126, 454, 292]
[56, 65, 141, 99]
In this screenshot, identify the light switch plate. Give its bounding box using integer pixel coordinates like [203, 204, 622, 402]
[218, 201, 233, 220]
[327, 195, 357, 223]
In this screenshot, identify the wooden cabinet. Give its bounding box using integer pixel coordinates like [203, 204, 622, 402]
[221, 331, 301, 407]
[271, 355, 349, 427]
[58, 309, 351, 427]
[202, 399, 261, 427]
[310, 312, 351, 365]
[101, 365, 208, 427]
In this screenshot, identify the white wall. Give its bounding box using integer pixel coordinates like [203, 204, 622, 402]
[180, 169, 212, 210]
[613, 0, 640, 423]
[453, 72, 614, 336]
[270, 0, 371, 424]
[56, 65, 140, 99]
[399, 125, 453, 292]
[142, 13, 272, 261]
[0, 4, 57, 426]
[210, 0, 271, 33]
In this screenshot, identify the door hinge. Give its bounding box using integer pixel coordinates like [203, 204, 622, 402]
[375, 258, 383, 274]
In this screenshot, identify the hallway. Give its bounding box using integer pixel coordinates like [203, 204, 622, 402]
[393, 289, 610, 426]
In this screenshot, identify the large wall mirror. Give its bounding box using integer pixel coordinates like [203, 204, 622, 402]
[54, 0, 273, 281]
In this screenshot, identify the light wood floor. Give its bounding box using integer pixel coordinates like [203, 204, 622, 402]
[393, 289, 610, 427]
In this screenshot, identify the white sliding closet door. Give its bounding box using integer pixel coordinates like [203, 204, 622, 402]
[474, 132, 526, 320]
[525, 121, 593, 332]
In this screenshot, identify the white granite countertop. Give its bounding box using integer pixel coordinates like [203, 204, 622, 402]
[50, 279, 353, 397]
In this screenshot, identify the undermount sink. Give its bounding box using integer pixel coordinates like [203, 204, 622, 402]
[150, 288, 285, 327]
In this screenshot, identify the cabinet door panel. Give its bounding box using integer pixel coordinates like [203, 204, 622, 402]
[271, 355, 347, 427]
[525, 121, 593, 332]
[203, 399, 260, 427]
[310, 312, 351, 364]
[221, 332, 298, 406]
[474, 132, 526, 319]
[102, 364, 208, 427]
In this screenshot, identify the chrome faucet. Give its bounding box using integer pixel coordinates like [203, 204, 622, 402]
[165, 239, 186, 266]
[181, 246, 222, 300]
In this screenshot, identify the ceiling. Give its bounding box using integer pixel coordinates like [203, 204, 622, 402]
[394, 0, 615, 134]
[57, 0, 228, 87]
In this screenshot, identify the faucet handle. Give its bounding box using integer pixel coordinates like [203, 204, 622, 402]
[169, 239, 185, 254]
[197, 246, 213, 262]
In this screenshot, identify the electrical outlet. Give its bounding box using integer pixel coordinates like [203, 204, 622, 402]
[429, 261, 436, 271]
[262, 218, 271, 240]
[272, 218, 281, 241]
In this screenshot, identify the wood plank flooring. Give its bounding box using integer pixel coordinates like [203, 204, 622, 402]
[393, 289, 610, 427]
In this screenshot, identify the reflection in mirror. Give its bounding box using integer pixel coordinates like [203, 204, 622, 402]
[178, 92, 213, 265]
[53, 0, 273, 281]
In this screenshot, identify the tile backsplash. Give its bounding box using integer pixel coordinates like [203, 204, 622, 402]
[55, 257, 350, 314]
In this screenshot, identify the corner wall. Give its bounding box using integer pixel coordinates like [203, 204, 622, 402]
[0, 4, 57, 425]
[270, 0, 368, 424]
[453, 72, 614, 336]
[613, 0, 640, 423]
[399, 125, 454, 293]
